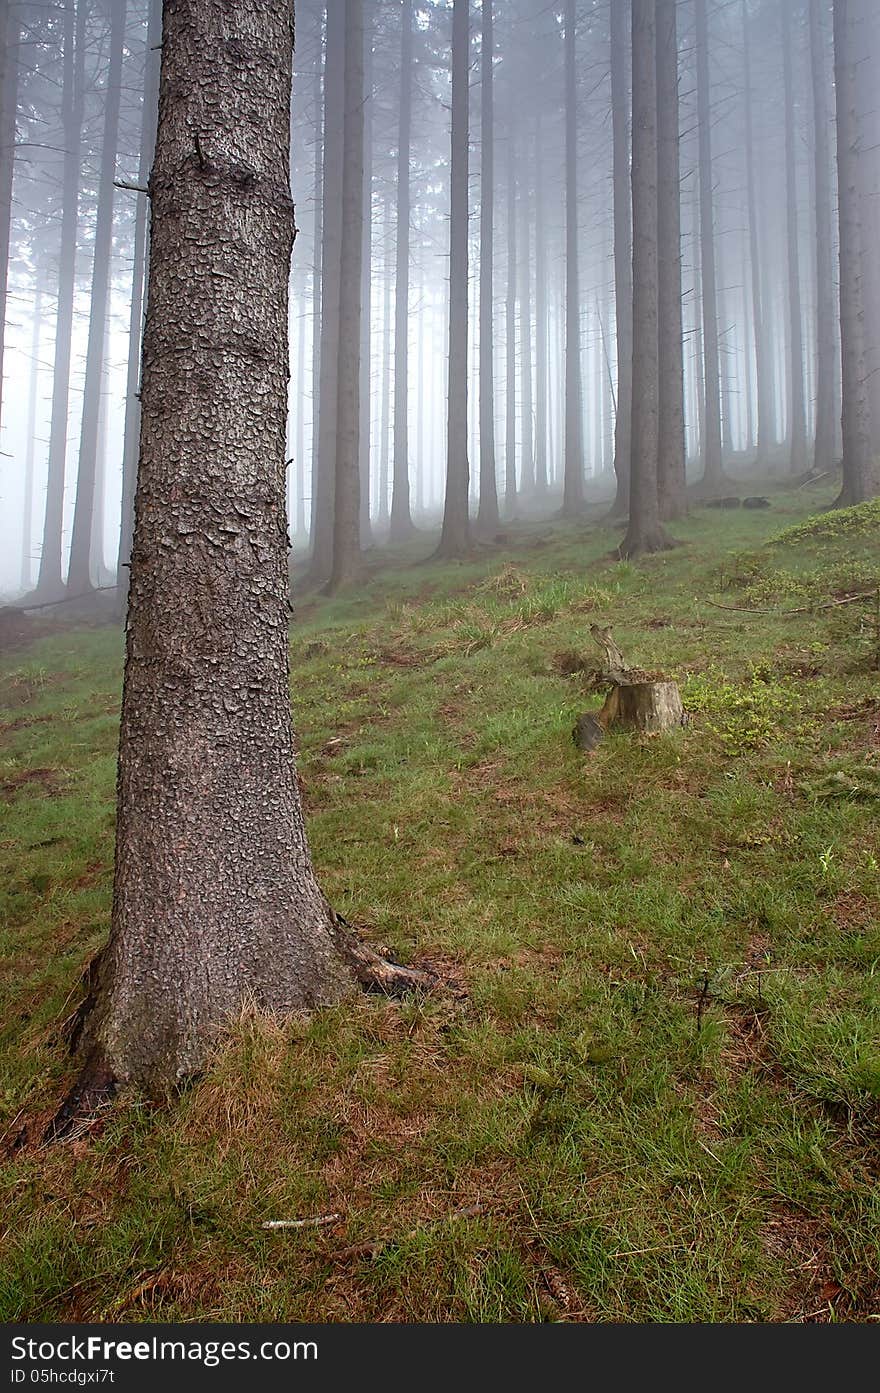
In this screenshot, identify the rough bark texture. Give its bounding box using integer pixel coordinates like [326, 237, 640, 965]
[436, 0, 470, 558]
[782, 0, 807, 475]
[476, 0, 499, 534]
[67, 0, 126, 596]
[622, 0, 670, 559]
[328, 0, 364, 592]
[609, 0, 632, 518]
[833, 0, 875, 506]
[390, 0, 414, 540]
[615, 680, 684, 732]
[809, 0, 837, 476]
[655, 0, 686, 522]
[78, 0, 368, 1094]
[562, 0, 584, 515]
[694, 0, 724, 490]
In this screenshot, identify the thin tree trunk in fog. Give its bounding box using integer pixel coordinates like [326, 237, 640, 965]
[310, 23, 324, 553]
[21, 280, 42, 590]
[562, 0, 584, 515]
[311, 0, 345, 580]
[118, 0, 162, 596]
[67, 0, 126, 596]
[855, 0, 880, 453]
[610, 0, 632, 517]
[390, 0, 414, 540]
[809, 0, 836, 475]
[519, 143, 534, 498]
[0, 1, 19, 441]
[359, 8, 373, 545]
[77, 0, 366, 1097]
[477, 0, 499, 534]
[832, 0, 874, 505]
[742, 0, 773, 462]
[35, 0, 86, 598]
[416, 287, 425, 516]
[695, 0, 724, 488]
[534, 113, 548, 498]
[656, 0, 686, 521]
[328, 0, 364, 591]
[379, 193, 391, 523]
[436, 0, 470, 558]
[622, 0, 669, 557]
[505, 118, 517, 516]
[782, 0, 807, 474]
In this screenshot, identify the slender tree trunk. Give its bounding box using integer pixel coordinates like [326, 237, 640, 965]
[562, 0, 584, 514]
[310, 16, 324, 555]
[809, 0, 836, 475]
[390, 0, 414, 539]
[477, 0, 499, 533]
[295, 278, 307, 540]
[117, 0, 162, 597]
[67, 0, 126, 595]
[379, 193, 391, 524]
[742, 0, 773, 462]
[327, 0, 364, 591]
[782, 0, 807, 474]
[34, 1, 86, 596]
[436, 0, 470, 558]
[519, 147, 534, 499]
[534, 113, 548, 499]
[610, 0, 632, 517]
[622, 0, 669, 557]
[504, 117, 517, 517]
[359, 5, 373, 545]
[855, 0, 880, 454]
[310, 0, 345, 581]
[74, 0, 369, 1098]
[694, 0, 724, 489]
[832, 0, 875, 505]
[20, 279, 42, 592]
[0, 0, 19, 443]
[656, 0, 686, 520]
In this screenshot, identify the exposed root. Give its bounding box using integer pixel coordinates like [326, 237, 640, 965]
[333, 914, 437, 997]
[44, 1048, 117, 1144]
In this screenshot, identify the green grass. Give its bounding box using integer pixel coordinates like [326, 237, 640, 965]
[1, 487, 879, 1323]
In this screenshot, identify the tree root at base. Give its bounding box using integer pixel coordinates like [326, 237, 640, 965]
[43, 916, 435, 1143]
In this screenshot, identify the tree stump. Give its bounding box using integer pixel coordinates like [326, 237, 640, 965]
[572, 626, 685, 749]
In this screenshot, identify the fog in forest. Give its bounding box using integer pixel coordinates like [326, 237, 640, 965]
[1, 0, 876, 603]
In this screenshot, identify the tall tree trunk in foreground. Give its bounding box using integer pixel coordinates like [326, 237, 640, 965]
[562, 0, 584, 514]
[855, 0, 880, 455]
[656, 0, 686, 520]
[359, 7, 373, 545]
[832, 0, 874, 505]
[477, 0, 499, 534]
[21, 279, 42, 591]
[67, 0, 126, 595]
[809, 0, 837, 475]
[782, 0, 807, 474]
[622, 0, 669, 557]
[390, 0, 414, 539]
[35, 0, 86, 598]
[436, 0, 470, 558]
[118, 0, 162, 596]
[609, 0, 632, 517]
[694, 0, 724, 488]
[67, 0, 419, 1106]
[328, 0, 364, 591]
[310, 18, 325, 553]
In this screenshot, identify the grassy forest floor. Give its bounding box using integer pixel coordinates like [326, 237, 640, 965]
[1, 484, 879, 1323]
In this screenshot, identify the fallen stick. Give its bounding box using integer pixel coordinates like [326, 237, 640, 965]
[262, 1213, 342, 1231]
[704, 591, 874, 617]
